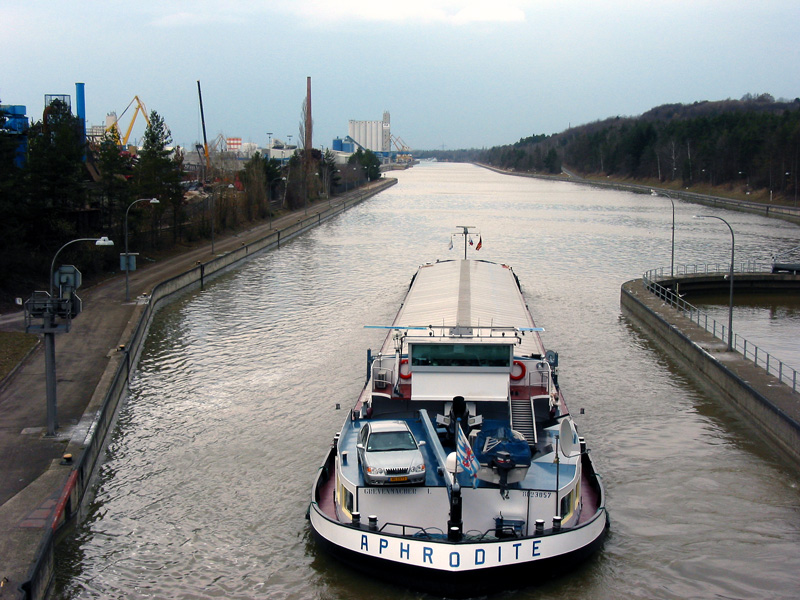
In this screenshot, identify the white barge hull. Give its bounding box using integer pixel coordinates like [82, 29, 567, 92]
[309, 501, 607, 596]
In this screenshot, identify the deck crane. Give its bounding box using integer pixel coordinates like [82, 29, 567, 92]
[106, 96, 151, 146]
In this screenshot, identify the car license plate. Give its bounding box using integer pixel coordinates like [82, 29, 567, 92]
[389, 476, 408, 482]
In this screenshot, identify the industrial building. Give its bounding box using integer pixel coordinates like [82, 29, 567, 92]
[347, 111, 391, 153]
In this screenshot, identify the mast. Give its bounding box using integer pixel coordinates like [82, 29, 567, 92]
[454, 225, 478, 259]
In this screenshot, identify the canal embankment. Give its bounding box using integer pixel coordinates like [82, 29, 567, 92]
[4, 177, 396, 600]
[477, 163, 800, 226]
[620, 275, 800, 470]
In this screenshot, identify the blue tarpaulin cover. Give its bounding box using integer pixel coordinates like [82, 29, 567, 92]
[473, 420, 531, 466]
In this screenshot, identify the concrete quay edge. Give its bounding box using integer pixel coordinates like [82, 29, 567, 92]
[620, 278, 800, 470]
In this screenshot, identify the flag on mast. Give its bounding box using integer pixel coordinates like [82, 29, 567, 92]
[448, 237, 454, 250]
[469, 236, 474, 246]
[456, 419, 479, 485]
[476, 236, 482, 251]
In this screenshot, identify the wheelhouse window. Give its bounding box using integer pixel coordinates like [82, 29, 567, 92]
[410, 343, 512, 368]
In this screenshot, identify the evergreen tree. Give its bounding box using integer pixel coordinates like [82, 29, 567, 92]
[0, 104, 29, 295]
[96, 128, 133, 230]
[133, 111, 182, 244]
[24, 99, 86, 247]
[348, 148, 382, 182]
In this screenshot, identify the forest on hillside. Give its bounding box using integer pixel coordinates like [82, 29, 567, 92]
[418, 95, 800, 200]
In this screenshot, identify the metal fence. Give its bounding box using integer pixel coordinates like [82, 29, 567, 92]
[642, 265, 799, 394]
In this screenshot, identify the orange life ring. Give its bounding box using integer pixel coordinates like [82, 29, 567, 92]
[510, 360, 526, 381]
[399, 358, 412, 379]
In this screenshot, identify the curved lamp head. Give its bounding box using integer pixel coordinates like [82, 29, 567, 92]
[95, 237, 115, 246]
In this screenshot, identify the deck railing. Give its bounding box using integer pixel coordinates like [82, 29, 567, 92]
[642, 265, 798, 393]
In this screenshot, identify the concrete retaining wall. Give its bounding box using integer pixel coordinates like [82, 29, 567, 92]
[620, 279, 800, 470]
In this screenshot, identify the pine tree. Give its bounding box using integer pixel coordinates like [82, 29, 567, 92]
[133, 111, 182, 244]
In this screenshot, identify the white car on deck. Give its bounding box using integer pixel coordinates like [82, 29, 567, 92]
[356, 420, 426, 485]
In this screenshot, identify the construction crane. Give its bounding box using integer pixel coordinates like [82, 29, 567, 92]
[106, 96, 151, 146]
[197, 80, 210, 174]
[391, 135, 413, 163]
[210, 133, 227, 153]
[391, 135, 411, 153]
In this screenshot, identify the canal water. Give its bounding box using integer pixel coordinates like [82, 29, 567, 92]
[55, 163, 800, 599]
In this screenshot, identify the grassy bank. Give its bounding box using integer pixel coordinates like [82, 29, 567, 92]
[0, 332, 38, 382]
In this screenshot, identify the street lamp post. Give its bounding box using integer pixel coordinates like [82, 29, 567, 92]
[670, 197, 675, 277]
[49, 237, 113, 296]
[124, 198, 159, 301]
[662, 194, 676, 276]
[39, 236, 114, 435]
[695, 215, 735, 351]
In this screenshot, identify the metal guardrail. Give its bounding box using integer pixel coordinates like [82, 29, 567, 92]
[645, 262, 773, 277]
[642, 265, 799, 394]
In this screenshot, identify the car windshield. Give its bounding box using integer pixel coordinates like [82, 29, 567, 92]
[367, 431, 417, 452]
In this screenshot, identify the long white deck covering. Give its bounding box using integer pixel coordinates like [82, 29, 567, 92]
[383, 259, 545, 358]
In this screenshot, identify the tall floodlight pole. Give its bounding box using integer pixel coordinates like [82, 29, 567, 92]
[695, 215, 735, 351]
[124, 198, 159, 301]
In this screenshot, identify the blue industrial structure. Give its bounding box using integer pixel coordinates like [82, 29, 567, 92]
[0, 104, 29, 167]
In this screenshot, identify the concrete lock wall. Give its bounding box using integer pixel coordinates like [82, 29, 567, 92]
[620, 278, 800, 470]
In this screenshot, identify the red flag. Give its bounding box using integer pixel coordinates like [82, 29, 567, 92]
[476, 236, 482, 251]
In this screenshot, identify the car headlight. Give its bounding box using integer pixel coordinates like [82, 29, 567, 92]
[366, 466, 385, 475]
[410, 464, 425, 473]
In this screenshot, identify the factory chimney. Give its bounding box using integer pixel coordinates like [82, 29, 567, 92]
[305, 76, 312, 153]
[75, 82, 86, 160]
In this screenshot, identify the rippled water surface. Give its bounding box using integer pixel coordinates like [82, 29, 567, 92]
[56, 164, 800, 599]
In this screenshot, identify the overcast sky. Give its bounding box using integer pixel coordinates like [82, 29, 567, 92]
[3, 1, 798, 151]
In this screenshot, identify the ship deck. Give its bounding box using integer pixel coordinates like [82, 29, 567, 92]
[320, 414, 584, 524]
[316, 421, 601, 527]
